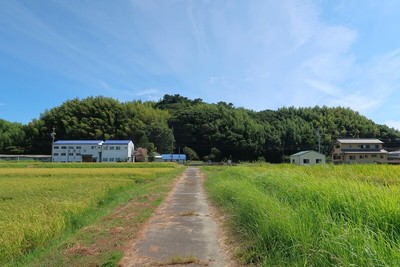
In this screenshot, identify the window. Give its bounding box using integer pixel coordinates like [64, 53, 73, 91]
[53, 153, 58, 156]
[61, 146, 67, 149]
[91, 146, 97, 149]
[61, 153, 66, 156]
[109, 157, 115, 162]
[102, 158, 108, 162]
[116, 146, 121, 150]
[103, 146, 108, 150]
[349, 156, 356, 160]
[359, 155, 364, 159]
[76, 146, 81, 149]
[372, 154, 377, 158]
[76, 153, 81, 156]
[69, 146, 74, 149]
[54, 146, 59, 149]
[366, 145, 370, 149]
[68, 153, 73, 156]
[110, 146, 115, 150]
[335, 145, 340, 148]
[365, 155, 368, 158]
[303, 159, 309, 164]
[375, 145, 380, 149]
[333, 155, 341, 160]
[292, 159, 295, 163]
[316, 159, 322, 163]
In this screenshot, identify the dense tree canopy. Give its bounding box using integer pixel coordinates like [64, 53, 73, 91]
[23, 96, 174, 154]
[0, 119, 25, 154]
[1, 94, 400, 162]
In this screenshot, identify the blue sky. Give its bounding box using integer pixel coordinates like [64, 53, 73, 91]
[1, 0, 400, 130]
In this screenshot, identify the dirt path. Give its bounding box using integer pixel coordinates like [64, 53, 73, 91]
[119, 167, 227, 267]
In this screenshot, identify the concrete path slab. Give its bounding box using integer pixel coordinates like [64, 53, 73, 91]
[119, 167, 227, 267]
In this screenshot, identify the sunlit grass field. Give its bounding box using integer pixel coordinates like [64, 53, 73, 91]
[204, 164, 400, 266]
[0, 162, 183, 266]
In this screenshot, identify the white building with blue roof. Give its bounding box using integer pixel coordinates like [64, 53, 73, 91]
[102, 140, 134, 162]
[52, 140, 134, 163]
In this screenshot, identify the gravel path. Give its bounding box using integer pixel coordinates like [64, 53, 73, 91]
[119, 167, 227, 267]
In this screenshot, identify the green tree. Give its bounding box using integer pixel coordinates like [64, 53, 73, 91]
[183, 146, 199, 161]
[0, 119, 26, 154]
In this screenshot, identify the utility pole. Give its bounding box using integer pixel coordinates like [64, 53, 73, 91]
[317, 127, 321, 153]
[50, 127, 56, 162]
[171, 126, 174, 162]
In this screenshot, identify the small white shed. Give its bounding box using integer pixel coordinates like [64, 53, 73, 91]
[290, 150, 325, 165]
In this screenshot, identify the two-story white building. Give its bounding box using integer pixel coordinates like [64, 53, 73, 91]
[52, 140, 103, 162]
[52, 140, 134, 163]
[101, 140, 135, 162]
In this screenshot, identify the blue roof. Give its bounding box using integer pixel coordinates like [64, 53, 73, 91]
[161, 154, 186, 160]
[103, 140, 133, 145]
[54, 140, 103, 145]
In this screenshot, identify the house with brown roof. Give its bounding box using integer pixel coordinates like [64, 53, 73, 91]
[331, 139, 387, 164]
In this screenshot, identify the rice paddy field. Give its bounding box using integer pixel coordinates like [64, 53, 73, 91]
[0, 162, 183, 266]
[204, 164, 400, 266]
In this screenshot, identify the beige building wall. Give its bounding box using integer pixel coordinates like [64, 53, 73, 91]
[290, 151, 326, 165]
[332, 139, 387, 164]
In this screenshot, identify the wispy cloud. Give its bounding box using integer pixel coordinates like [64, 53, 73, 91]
[304, 80, 342, 96]
[133, 88, 162, 101]
[2, 0, 400, 126]
[98, 80, 161, 101]
[385, 121, 400, 131]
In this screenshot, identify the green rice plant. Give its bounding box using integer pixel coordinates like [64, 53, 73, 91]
[0, 164, 183, 266]
[204, 164, 400, 266]
[0, 162, 179, 169]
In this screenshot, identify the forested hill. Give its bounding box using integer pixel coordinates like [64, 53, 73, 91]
[1, 94, 399, 162]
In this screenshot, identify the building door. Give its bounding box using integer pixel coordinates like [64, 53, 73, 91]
[82, 155, 92, 162]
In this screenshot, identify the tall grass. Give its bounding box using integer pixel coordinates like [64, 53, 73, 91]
[0, 163, 183, 266]
[204, 164, 400, 266]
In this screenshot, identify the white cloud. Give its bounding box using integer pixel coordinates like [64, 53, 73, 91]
[385, 120, 400, 131]
[98, 80, 113, 91]
[208, 76, 226, 84]
[133, 89, 161, 100]
[329, 91, 380, 112]
[304, 79, 342, 96]
[98, 80, 161, 101]
[3, 0, 400, 125]
[133, 89, 157, 97]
